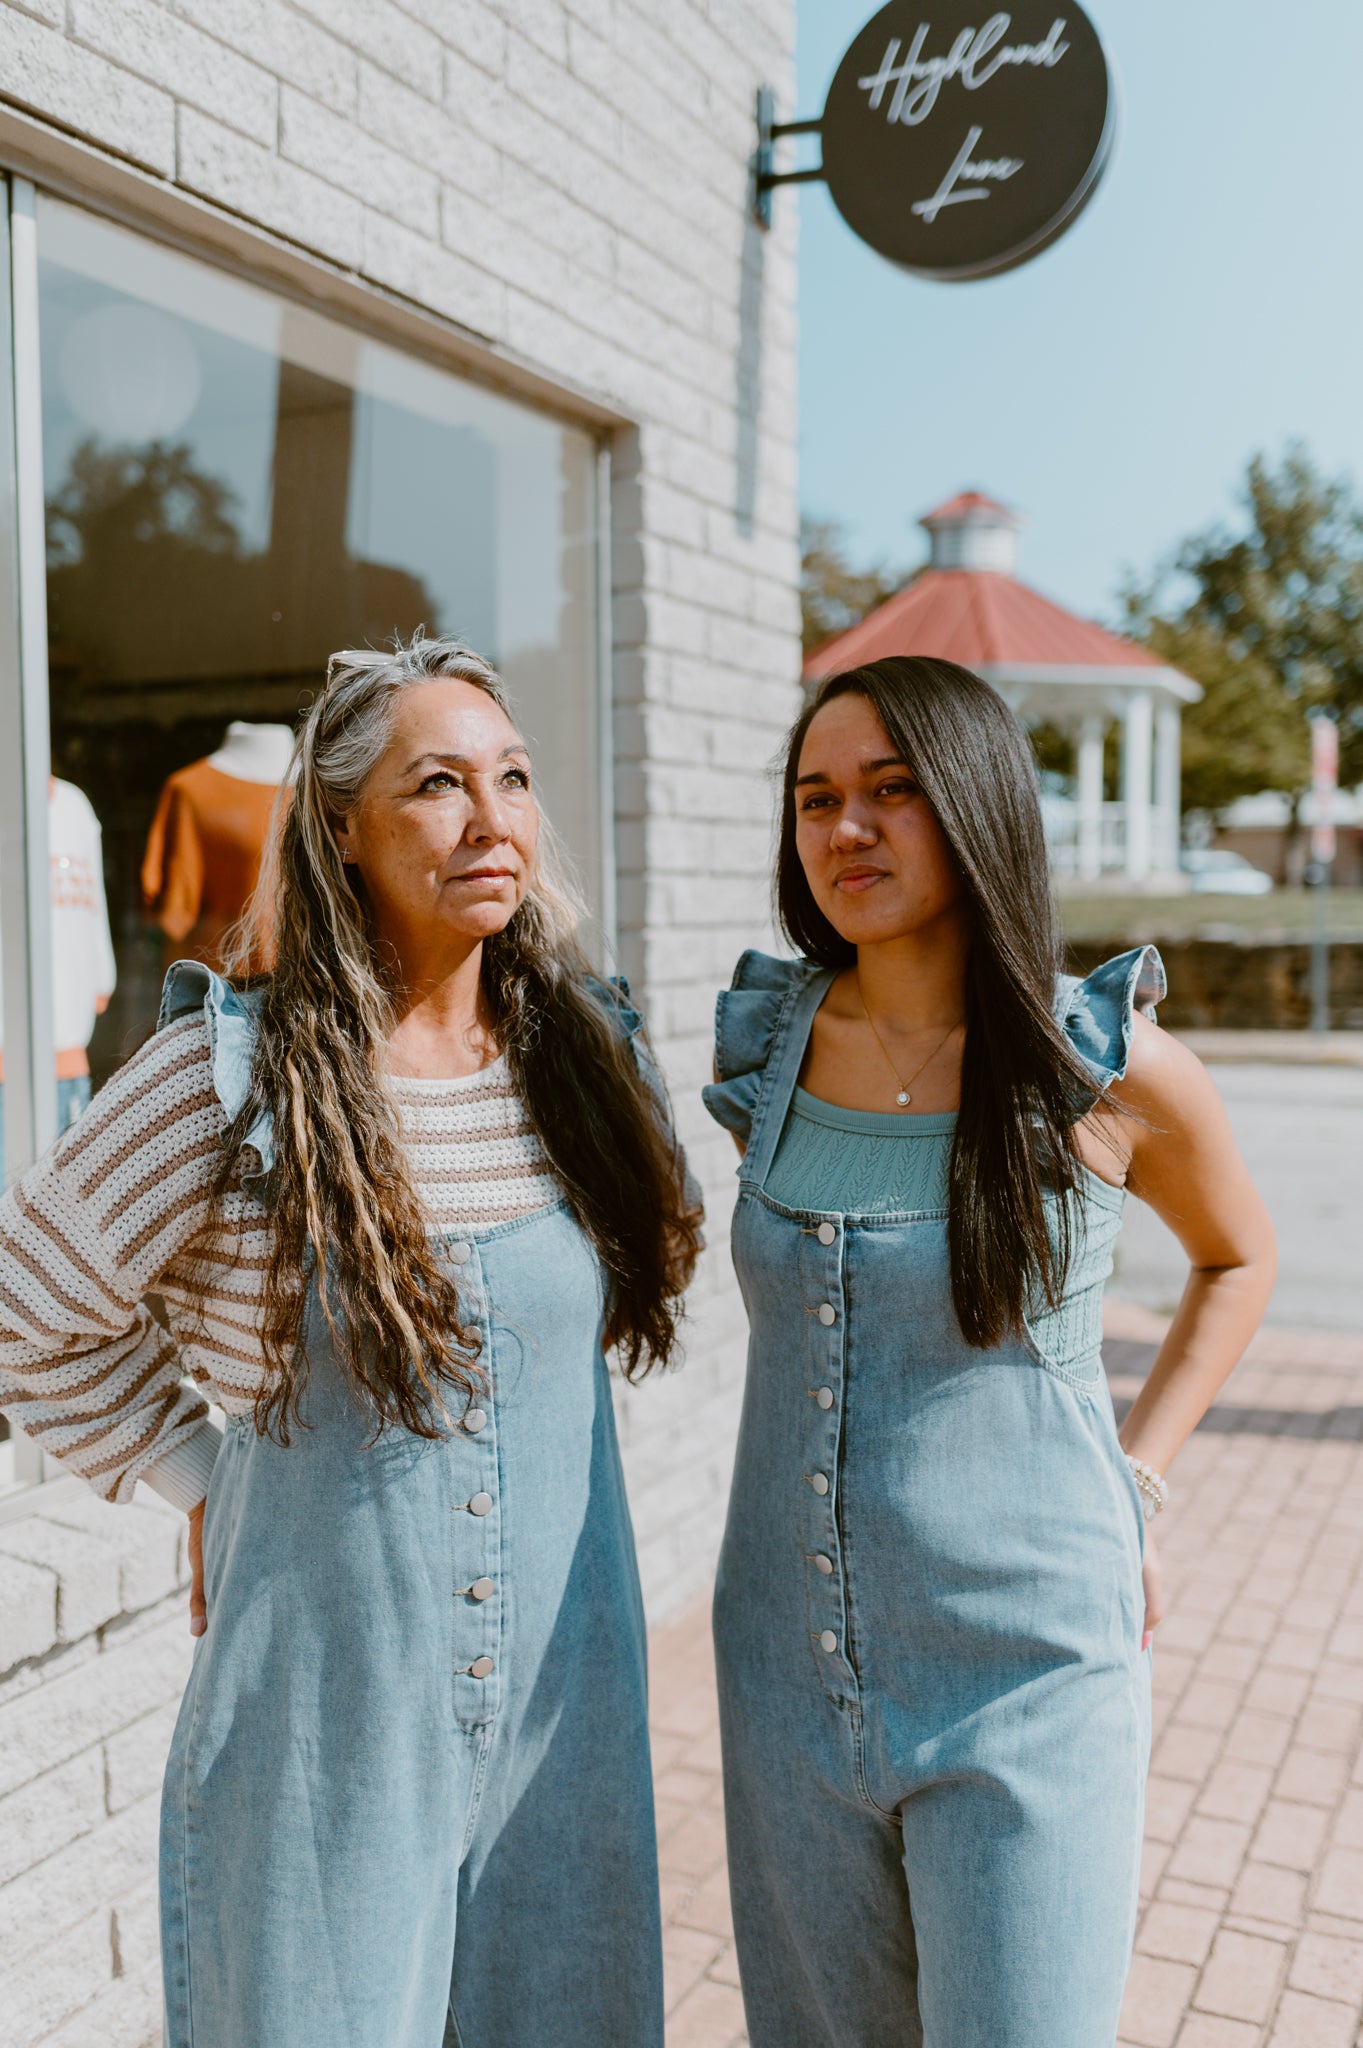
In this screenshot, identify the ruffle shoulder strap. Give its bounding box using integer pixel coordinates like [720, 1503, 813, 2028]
[702, 950, 817, 1145]
[158, 961, 274, 1182]
[1055, 943, 1166, 1098]
[585, 972, 644, 1047]
[587, 973, 703, 1217]
[586, 971, 661, 1102]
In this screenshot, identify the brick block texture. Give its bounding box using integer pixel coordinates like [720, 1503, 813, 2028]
[0, 1494, 192, 2048]
[1109, 1319, 1363, 2048]
[0, 4, 799, 2044]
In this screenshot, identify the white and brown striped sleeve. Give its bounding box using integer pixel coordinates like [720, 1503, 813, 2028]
[0, 1012, 228, 1507]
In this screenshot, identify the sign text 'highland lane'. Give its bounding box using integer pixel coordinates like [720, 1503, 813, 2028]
[857, 14, 1071, 128]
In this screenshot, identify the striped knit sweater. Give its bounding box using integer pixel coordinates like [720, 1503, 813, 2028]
[0, 1014, 559, 1513]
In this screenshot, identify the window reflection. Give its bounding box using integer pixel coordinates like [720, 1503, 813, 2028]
[36, 197, 600, 1090]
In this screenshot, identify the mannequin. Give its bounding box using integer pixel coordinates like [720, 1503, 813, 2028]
[207, 721, 296, 786]
[142, 722, 295, 973]
[0, 778, 117, 1151]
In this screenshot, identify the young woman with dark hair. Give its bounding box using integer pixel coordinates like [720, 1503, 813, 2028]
[0, 637, 701, 2048]
[704, 656, 1274, 2048]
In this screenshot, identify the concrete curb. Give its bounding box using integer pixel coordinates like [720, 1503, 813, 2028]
[1172, 1030, 1363, 1066]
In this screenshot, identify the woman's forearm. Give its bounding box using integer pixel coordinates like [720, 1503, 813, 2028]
[1109, 1019, 1279, 1481]
[1118, 1251, 1277, 1475]
[0, 1019, 221, 1501]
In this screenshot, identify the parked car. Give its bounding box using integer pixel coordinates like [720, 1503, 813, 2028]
[1181, 848, 1274, 895]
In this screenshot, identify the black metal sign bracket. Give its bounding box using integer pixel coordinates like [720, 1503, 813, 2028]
[754, 85, 824, 228]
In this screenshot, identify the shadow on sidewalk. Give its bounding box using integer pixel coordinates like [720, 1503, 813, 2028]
[1106, 1337, 1363, 1439]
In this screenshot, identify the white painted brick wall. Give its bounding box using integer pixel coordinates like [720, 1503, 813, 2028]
[0, 1496, 193, 2048]
[0, 7, 175, 173]
[0, 2, 800, 2040]
[67, 0, 280, 146]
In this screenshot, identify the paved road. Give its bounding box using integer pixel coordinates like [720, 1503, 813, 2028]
[1112, 1063, 1363, 1332]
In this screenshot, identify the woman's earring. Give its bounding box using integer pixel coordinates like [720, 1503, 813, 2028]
[341, 847, 354, 865]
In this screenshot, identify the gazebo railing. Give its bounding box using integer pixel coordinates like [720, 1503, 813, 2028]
[1041, 796, 1128, 876]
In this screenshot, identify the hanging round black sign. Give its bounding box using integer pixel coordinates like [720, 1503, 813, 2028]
[819, 4, 1115, 281]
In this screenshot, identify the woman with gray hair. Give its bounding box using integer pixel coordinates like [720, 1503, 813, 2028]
[0, 637, 701, 2048]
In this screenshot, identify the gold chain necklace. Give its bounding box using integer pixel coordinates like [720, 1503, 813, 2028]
[855, 977, 962, 1108]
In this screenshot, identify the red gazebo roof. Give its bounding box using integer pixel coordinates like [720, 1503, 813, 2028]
[919, 490, 1021, 528]
[803, 567, 1166, 681]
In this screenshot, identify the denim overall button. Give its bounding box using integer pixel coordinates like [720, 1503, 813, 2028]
[469, 1578, 495, 1601]
[468, 1492, 494, 1517]
[450, 1241, 473, 1264]
[469, 1656, 495, 1679]
[813, 1553, 835, 1575]
[817, 1303, 837, 1326]
[463, 1408, 488, 1433]
[810, 1472, 830, 1496]
[817, 1222, 837, 1245]
[818, 1631, 838, 1654]
[815, 1387, 834, 1410]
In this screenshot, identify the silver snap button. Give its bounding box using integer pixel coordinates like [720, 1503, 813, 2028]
[817, 1303, 836, 1326]
[463, 1408, 488, 1433]
[469, 1578, 494, 1601]
[817, 1222, 836, 1246]
[813, 1553, 834, 1575]
[468, 1492, 493, 1517]
[450, 1241, 473, 1265]
[469, 1656, 494, 1678]
[816, 1386, 834, 1410]
[810, 1472, 830, 1496]
[818, 1630, 838, 1654]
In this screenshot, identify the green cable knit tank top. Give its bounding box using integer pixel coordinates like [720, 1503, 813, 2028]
[765, 1088, 956, 1214]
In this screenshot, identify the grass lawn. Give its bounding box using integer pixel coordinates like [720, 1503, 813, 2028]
[1057, 887, 1363, 945]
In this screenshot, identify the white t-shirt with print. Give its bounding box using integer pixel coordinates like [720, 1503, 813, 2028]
[0, 778, 117, 1056]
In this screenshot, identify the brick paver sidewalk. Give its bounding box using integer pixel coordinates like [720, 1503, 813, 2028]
[650, 1604, 746, 2047]
[650, 1307, 1363, 2048]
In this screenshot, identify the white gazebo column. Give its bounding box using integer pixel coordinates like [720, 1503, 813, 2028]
[1154, 701, 1182, 874]
[1121, 688, 1153, 883]
[1076, 715, 1104, 881]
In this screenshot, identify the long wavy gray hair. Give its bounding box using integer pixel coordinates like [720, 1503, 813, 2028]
[213, 635, 701, 1443]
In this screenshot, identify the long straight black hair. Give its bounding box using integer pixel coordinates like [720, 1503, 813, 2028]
[778, 656, 1098, 1349]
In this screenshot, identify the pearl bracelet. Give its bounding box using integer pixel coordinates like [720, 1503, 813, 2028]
[1125, 1454, 1169, 1520]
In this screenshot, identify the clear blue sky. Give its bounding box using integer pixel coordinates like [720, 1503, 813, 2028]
[794, 0, 1363, 621]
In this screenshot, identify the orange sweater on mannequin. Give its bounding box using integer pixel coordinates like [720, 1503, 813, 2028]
[141, 723, 293, 973]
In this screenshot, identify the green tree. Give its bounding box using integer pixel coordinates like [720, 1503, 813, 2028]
[1144, 619, 1309, 816]
[47, 436, 244, 568]
[801, 516, 907, 658]
[1124, 445, 1363, 810]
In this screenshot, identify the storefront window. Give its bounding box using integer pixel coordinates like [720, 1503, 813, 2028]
[34, 195, 601, 1093]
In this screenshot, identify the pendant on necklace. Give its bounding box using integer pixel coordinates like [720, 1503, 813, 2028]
[896, 1090, 911, 1106]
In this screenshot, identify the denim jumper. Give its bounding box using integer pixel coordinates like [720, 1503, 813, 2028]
[157, 968, 663, 2048]
[703, 947, 1163, 2048]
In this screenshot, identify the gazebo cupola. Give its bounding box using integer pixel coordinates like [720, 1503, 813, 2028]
[920, 491, 1023, 575]
[803, 490, 1202, 888]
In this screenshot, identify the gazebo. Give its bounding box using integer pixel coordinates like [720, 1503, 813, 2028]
[803, 492, 1202, 886]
